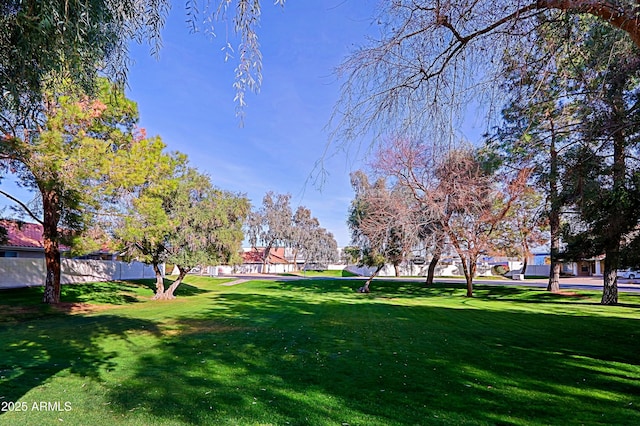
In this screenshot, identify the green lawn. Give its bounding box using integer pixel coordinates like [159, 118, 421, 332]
[1, 277, 639, 425]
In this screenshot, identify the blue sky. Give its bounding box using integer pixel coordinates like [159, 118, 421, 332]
[125, 1, 378, 247]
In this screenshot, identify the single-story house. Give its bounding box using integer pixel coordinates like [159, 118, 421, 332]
[0, 219, 121, 260]
[236, 247, 296, 274]
[528, 250, 604, 277]
[0, 219, 70, 258]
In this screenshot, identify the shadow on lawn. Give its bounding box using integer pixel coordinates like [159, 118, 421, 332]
[273, 278, 640, 308]
[0, 313, 160, 416]
[128, 278, 209, 297]
[106, 290, 640, 425]
[268, 277, 465, 298]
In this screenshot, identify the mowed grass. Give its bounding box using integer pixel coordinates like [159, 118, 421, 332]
[1, 277, 639, 425]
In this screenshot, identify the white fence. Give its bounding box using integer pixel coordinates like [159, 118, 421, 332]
[0, 258, 157, 289]
[345, 262, 465, 278]
[345, 262, 554, 278]
[523, 264, 551, 277]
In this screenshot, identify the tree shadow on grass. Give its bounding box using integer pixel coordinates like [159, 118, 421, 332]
[0, 313, 160, 417]
[1, 280, 154, 306]
[106, 291, 640, 425]
[474, 284, 640, 308]
[129, 278, 210, 297]
[59, 281, 143, 305]
[271, 278, 640, 308]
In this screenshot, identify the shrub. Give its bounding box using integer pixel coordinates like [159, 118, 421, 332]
[492, 264, 509, 275]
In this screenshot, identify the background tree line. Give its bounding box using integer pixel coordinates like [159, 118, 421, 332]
[4, 1, 640, 306]
[246, 191, 339, 272]
[347, 141, 542, 296]
[334, 2, 640, 305]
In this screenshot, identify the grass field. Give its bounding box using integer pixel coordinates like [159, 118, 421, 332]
[1, 277, 639, 425]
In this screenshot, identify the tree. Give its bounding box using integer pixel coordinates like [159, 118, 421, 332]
[333, 1, 640, 145]
[290, 206, 319, 270]
[342, 246, 361, 266]
[373, 139, 528, 297]
[0, 79, 150, 304]
[558, 23, 640, 304]
[119, 165, 249, 300]
[246, 192, 293, 273]
[490, 187, 549, 276]
[291, 206, 338, 271]
[302, 227, 339, 270]
[160, 170, 250, 299]
[487, 18, 640, 304]
[115, 141, 188, 297]
[482, 18, 580, 292]
[347, 171, 415, 292]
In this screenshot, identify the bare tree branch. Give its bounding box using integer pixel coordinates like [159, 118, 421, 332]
[0, 189, 42, 225]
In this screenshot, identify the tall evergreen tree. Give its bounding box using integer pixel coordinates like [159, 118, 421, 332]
[488, 18, 640, 304]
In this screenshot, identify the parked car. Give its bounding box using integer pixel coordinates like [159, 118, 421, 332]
[617, 269, 640, 279]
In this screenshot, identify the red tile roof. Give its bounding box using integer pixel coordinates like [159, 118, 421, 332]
[241, 247, 289, 264]
[0, 219, 70, 250]
[1, 220, 46, 248]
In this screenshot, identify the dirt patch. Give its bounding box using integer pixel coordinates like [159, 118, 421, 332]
[220, 279, 249, 286]
[51, 302, 118, 314]
[553, 290, 590, 299]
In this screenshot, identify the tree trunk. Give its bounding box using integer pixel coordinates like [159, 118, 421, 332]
[359, 264, 383, 293]
[426, 250, 441, 286]
[459, 256, 474, 297]
[262, 245, 271, 274]
[600, 92, 625, 305]
[600, 81, 626, 306]
[547, 261, 561, 292]
[42, 190, 62, 304]
[292, 249, 299, 272]
[393, 262, 400, 277]
[547, 132, 561, 293]
[520, 257, 528, 275]
[601, 250, 619, 305]
[42, 237, 61, 304]
[154, 267, 188, 300]
[151, 262, 165, 298]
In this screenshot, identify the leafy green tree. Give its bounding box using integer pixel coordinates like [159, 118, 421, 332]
[119, 165, 249, 300]
[161, 171, 249, 299]
[115, 141, 188, 296]
[342, 246, 361, 266]
[246, 192, 293, 273]
[482, 20, 579, 291]
[0, 79, 146, 304]
[557, 25, 640, 304]
[489, 18, 640, 304]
